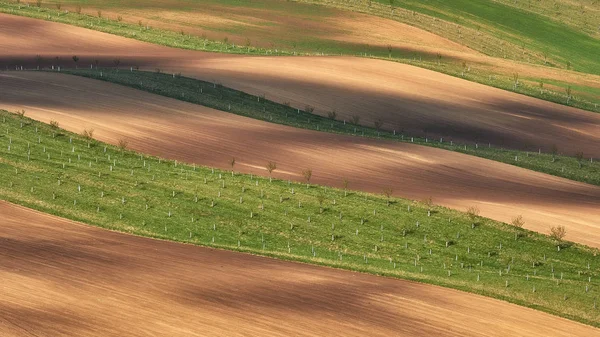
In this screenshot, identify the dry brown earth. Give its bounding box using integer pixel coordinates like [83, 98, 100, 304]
[2, 71, 599, 249]
[1, 201, 598, 337]
[1, 14, 599, 157]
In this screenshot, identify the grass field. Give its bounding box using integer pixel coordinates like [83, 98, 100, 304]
[2, 1, 600, 114]
[50, 68, 600, 187]
[368, 0, 600, 74]
[1, 110, 599, 326]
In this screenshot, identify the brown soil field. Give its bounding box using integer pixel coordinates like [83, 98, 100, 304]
[1, 201, 598, 337]
[2, 71, 600, 249]
[1, 14, 599, 157]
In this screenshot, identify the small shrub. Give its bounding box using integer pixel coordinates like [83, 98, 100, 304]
[266, 161, 277, 182]
[35, 0, 41, 8]
[81, 128, 94, 140]
[466, 206, 480, 221]
[305, 105, 315, 114]
[75, 5, 81, 14]
[511, 215, 525, 229]
[15, 109, 25, 118]
[50, 120, 59, 129]
[117, 15, 123, 22]
[97, 10, 102, 18]
[56, 3, 61, 10]
[421, 197, 433, 209]
[350, 115, 360, 125]
[302, 168, 312, 187]
[550, 225, 567, 242]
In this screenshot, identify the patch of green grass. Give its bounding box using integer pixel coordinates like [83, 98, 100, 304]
[54, 68, 600, 187]
[2, 1, 600, 114]
[315, 0, 600, 75]
[0, 110, 599, 326]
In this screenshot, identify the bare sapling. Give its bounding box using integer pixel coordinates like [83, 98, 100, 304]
[566, 86, 572, 104]
[422, 197, 433, 216]
[118, 138, 128, 151]
[81, 128, 94, 141]
[350, 115, 360, 126]
[511, 215, 525, 239]
[229, 157, 236, 176]
[303, 168, 312, 188]
[575, 151, 584, 168]
[343, 178, 349, 197]
[266, 161, 277, 182]
[550, 225, 567, 250]
[35, 54, 42, 69]
[317, 194, 325, 213]
[245, 37, 251, 52]
[551, 144, 558, 162]
[374, 119, 383, 133]
[327, 110, 337, 120]
[383, 187, 393, 206]
[511, 215, 525, 229]
[466, 205, 479, 224]
[72, 55, 80, 69]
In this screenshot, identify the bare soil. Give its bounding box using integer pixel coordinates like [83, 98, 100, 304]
[1, 201, 598, 337]
[1, 14, 599, 157]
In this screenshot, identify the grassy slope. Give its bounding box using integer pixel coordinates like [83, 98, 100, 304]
[2, 1, 600, 114]
[52, 68, 600, 187]
[492, 0, 600, 38]
[370, 0, 600, 74]
[1, 111, 599, 326]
